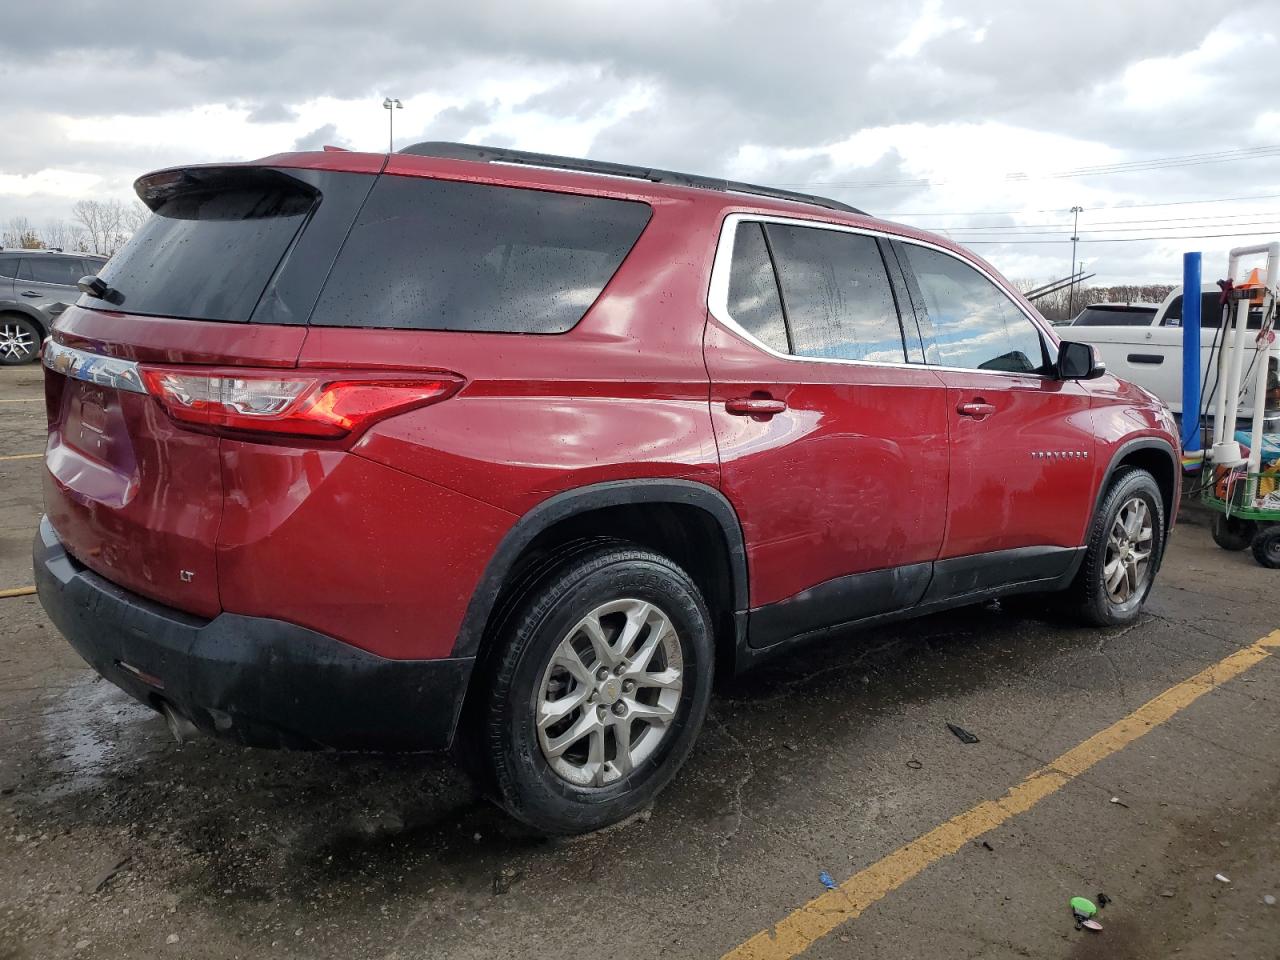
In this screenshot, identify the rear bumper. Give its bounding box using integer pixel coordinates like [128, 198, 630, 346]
[33, 516, 474, 751]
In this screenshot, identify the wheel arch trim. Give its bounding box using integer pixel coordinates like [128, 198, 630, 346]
[0, 305, 48, 334]
[1094, 436, 1179, 532]
[451, 478, 749, 658]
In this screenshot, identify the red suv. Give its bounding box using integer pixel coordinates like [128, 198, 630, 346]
[34, 143, 1179, 833]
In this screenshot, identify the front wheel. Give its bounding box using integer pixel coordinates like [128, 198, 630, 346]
[483, 544, 714, 834]
[1067, 467, 1166, 626]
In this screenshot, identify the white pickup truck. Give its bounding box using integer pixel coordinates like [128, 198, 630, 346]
[1068, 284, 1274, 417]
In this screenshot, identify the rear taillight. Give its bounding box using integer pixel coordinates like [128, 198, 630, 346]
[138, 367, 462, 440]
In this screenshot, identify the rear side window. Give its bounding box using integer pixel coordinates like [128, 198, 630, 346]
[18, 256, 85, 285]
[80, 175, 315, 322]
[1072, 306, 1156, 327]
[901, 244, 1047, 374]
[309, 176, 652, 333]
[763, 224, 904, 363]
[726, 223, 789, 353]
[0, 258, 17, 279]
[1163, 292, 1261, 329]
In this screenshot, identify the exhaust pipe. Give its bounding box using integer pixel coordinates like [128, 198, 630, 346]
[159, 702, 201, 745]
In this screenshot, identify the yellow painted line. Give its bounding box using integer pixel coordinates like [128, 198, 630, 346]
[0, 453, 42, 461]
[0, 586, 37, 599]
[723, 628, 1280, 960]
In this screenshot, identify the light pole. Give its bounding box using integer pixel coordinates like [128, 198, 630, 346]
[382, 97, 402, 153]
[1067, 205, 1084, 319]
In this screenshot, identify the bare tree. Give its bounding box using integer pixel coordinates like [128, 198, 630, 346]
[1018, 278, 1178, 323]
[42, 219, 83, 252]
[121, 200, 150, 235]
[72, 199, 129, 255]
[2, 216, 44, 249]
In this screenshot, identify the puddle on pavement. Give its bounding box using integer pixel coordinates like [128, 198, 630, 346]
[38, 674, 160, 798]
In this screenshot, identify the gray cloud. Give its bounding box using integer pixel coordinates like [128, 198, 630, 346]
[247, 102, 299, 123]
[292, 124, 348, 151]
[416, 100, 501, 144]
[0, 0, 1276, 285]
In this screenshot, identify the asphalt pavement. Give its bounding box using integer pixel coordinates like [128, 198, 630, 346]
[2, 362, 1278, 959]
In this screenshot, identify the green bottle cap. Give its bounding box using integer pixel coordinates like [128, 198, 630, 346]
[1070, 896, 1097, 917]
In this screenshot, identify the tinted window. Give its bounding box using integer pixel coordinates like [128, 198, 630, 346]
[310, 177, 651, 332]
[764, 224, 904, 363]
[1163, 292, 1261, 330]
[902, 245, 1047, 374]
[1071, 306, 1156, 327]
[81, 259, 106, 277]
[18, 256, 85, 286]
[80, 181, 314, 322]
[726, 223, 789, 353]
[0, 258, 17, 279]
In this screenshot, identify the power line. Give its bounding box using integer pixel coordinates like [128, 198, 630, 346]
[883, 191, 1280, 218]
[778, 144, 1280, 189]
[935, 209, 1280, 231]
[941, 219, 1280, 236]
[963, 229, 1280, 245]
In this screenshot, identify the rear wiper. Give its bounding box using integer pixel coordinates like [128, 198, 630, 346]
[77, 275, 124, 305]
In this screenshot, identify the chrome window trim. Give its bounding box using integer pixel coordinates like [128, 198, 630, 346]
[42, 340, 147, 394]
[706, 212, 1059, 379]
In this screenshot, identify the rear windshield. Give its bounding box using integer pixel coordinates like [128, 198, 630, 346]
[308, 176, 652, 333]
[78, 176, 314, 322]
[1071, 306, 1156, 327]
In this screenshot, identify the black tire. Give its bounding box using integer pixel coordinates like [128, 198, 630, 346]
[1251, 525, 1280, 569]
[0, 314, 43, 365]
[1067, 466, 1166, 627]
[1211, 513, 1254, 551]
[483, 543, 714, 834]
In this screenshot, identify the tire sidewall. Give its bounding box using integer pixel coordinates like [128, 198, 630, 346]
[1251, 526, 1280, 568]
[1087, 470, 1165, 624]
[490, 551, 713, 832]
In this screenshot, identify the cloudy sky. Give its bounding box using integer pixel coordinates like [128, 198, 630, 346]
[1, 0, 1278, 285]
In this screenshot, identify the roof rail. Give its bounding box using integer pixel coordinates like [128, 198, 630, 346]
[397, 141, 866, 216]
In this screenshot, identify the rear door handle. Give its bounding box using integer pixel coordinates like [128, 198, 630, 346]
[21, 291, 41, 298]
[957, 401, 996, 418]
[726, 397, 787, 417]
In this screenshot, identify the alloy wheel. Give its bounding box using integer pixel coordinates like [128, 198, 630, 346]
[536, 598, 683, 787]
[0, 323, 36, 362]
[1103, 496, 1153, 604]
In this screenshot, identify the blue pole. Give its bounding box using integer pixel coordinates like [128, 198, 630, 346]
[1181, 251, 1202, 452]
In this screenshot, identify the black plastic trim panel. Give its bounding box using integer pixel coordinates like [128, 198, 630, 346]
[34, 517, 471, 751]
[452, 479, 749, 659]
[739, 545, 1086, 666]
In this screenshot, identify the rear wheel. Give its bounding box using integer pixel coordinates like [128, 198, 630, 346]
[1251, 525, 1280, 569]
[1067, 467, 1165, 626]
[0, 315, 42, 365]
[1211, 513, 1254, 551]
[483, 544, 713, 834]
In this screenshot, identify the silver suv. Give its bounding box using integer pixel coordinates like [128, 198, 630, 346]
[0, 250, 108, 364]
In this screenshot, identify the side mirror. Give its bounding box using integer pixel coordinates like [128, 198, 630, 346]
[1057, 340, 1105, 380]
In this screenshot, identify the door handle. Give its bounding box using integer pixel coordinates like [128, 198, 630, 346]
[957, 401, 996, 418]
[726, 396, 787, 417]
[21, 291, 41, 298]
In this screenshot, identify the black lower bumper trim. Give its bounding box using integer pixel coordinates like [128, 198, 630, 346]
[33, 516, 473, 751]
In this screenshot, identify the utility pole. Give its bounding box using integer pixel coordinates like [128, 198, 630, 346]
[382, 97, 402, 153]
[1067, 205, 1084, 319]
